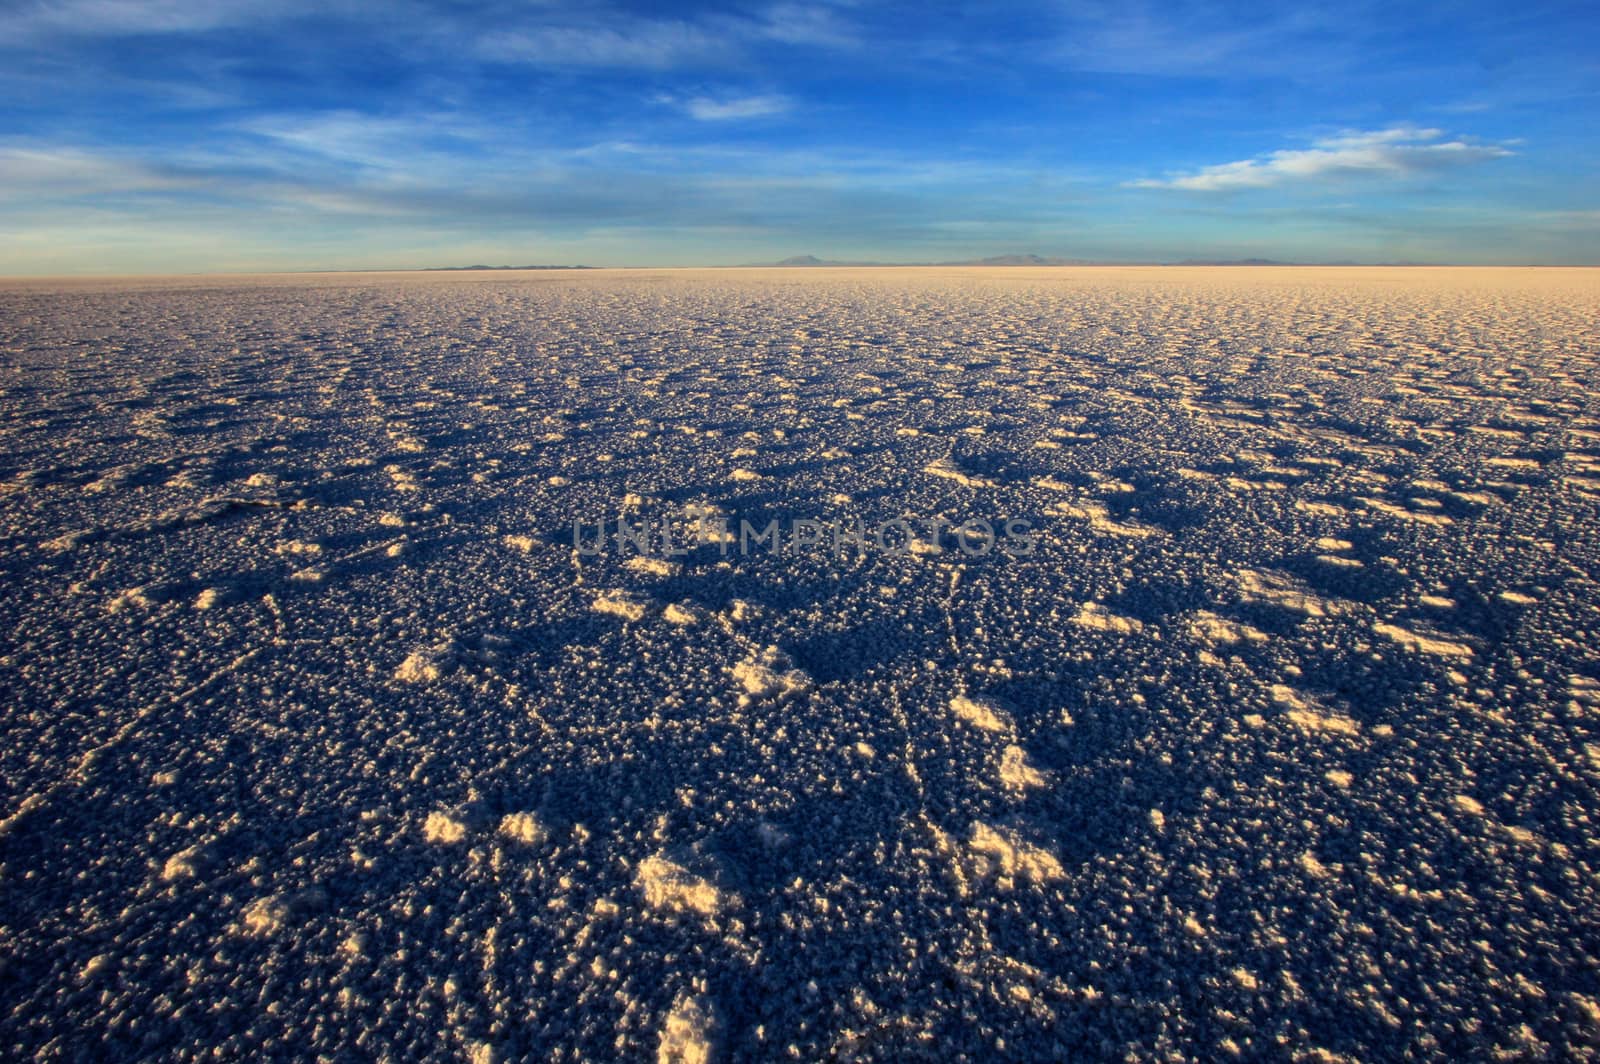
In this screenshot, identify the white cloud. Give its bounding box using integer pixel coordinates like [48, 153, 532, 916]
[1131, 127, 1512, 192]
[476, 4, 857, 70]
[480, 22, 726, 69]
[681, 95, 791, 121]
[750, 3, 859, 48]
[0, 0, 313, 41]
[0, 145, 187, 193]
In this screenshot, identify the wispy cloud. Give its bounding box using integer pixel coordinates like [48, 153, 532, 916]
[479, 21, 724, 70]
[677, 94, 792, 121]
[0, 144, 191, 194]
[747, 2, 859, 49]
[0, 0, 315, 41]
[476, 3, 858, 70]
[236, 111, 490, 171]
[1051, 0, 1369, 78]
[1130, 127, 1513, 192]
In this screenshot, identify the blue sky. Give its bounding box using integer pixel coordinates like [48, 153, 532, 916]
[1, 0, 1596, 271]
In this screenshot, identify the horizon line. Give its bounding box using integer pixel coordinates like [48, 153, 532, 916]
[4, 262, 1599, 280]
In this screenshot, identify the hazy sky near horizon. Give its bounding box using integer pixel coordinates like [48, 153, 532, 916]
[1, 0, 1596, 272]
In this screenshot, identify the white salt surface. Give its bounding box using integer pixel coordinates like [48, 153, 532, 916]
[1, 267, 1598, 1059]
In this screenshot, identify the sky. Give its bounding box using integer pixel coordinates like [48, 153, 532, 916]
[0, 0, 1596, 272]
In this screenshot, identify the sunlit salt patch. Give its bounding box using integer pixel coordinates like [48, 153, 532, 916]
[384, 465, 420, 492]
[162, 844, 208, 882]
[1091, 474, 1135, 494]
[239, 896, 290, 938]
[246, 885, 324, 941]
[593, 589, 650, 622]
[1317, 554, 1364, 569]
[1187, 611, 1267, 646]
[924, 457, 995, 489]
[77, 954, 113, 983]
[423, 811, 468, 844]
[107, 586, 156, 614]
[1224, 475, 1289, 492]
[1051, 498, 1158, 538]
[635, 855, 727, 917]
[1570, 677, 1600, 718]
[654, 602, 699, 628]
[1072, 602, 1144, 634]
[83, 470, 131, 494]
[1373, 621, 1474, 660]
[1237, 569, 1339, 617]
[395, 642, 453, 683]
[42, 530, 89, 553]
[1564, 475, 1600, 495]
[498, 812, 544, 845]
[1360, 496, 1453, 526]
[625, 556, 681, 578]
[1486, 456, 1542, 470]
[732, 646, 810, 703]
[658, 992, 716, 1064]
[1294, 499, 1347, 517]
[682, 502, 735, 546]
[967, 821, 1064, 887]
[1467, 425, 1527, 441]
[950, 694, 1013, 733]
[1273, 685, 1361, 736]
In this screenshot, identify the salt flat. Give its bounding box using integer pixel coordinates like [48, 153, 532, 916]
[2, 267, 1598, 1060]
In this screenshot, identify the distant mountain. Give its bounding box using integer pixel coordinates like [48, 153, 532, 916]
[426, 264, 595, 271]
[757, 254, 892, 267]
[753, 252, 1094, 267]
[1164, 258, 1444, 266]
[939, 253, 1095, 266]
[1167, 257, 1295, 266]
